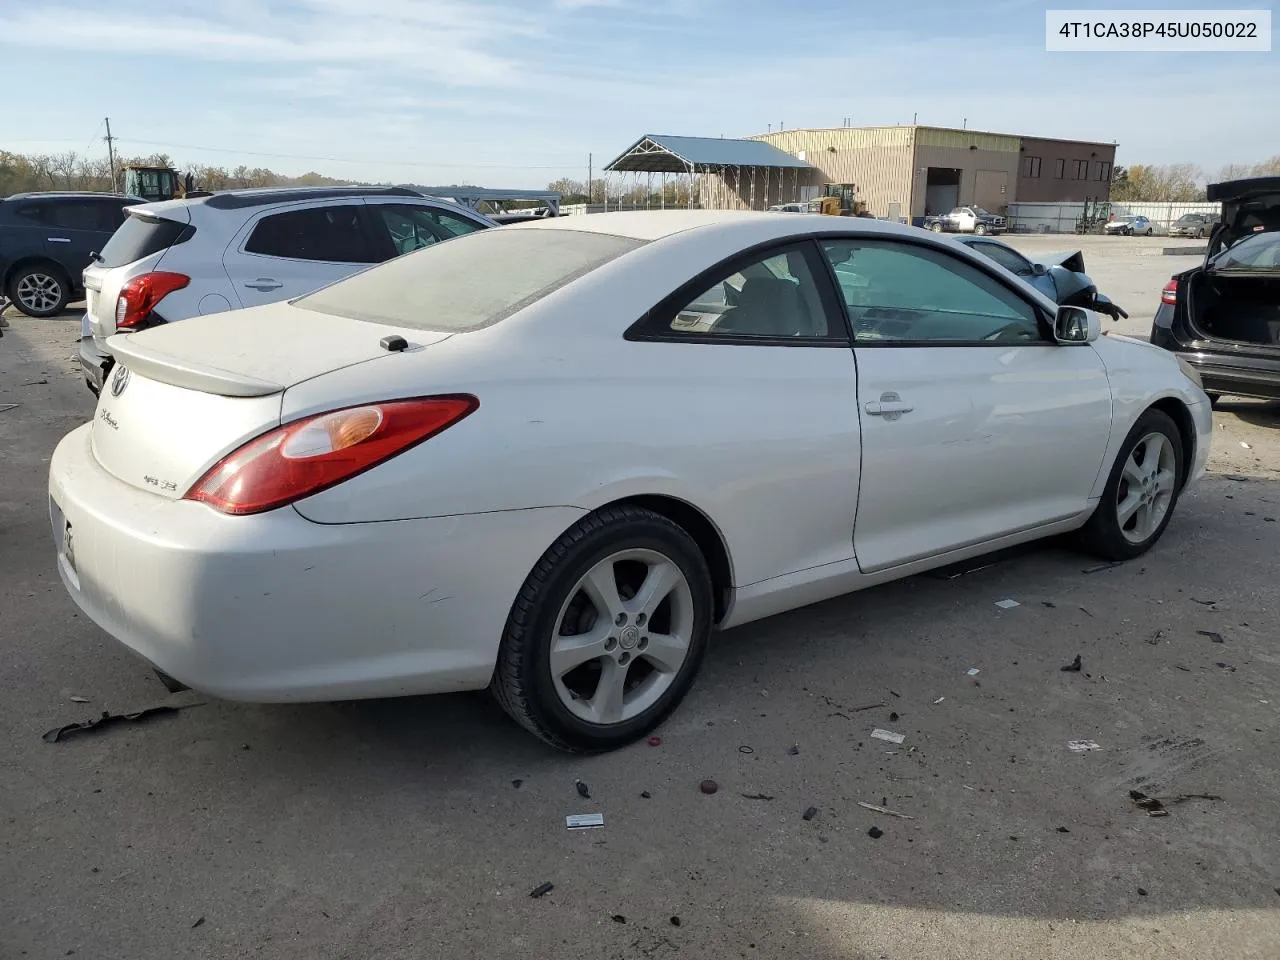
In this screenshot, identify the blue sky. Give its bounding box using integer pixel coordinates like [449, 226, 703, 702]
[3, 0, 1275, 188]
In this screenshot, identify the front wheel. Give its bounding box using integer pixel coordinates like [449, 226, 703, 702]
[491, 505, 714, 752]
[930, 222, 944, 233]
[1079, 409, 1184, 561]
[974, 223, 988, 236]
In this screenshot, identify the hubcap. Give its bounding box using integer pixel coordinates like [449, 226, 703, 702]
[1116, 432, 1177, 544]
[15, 273, 62, 312]
[549, 549, 694, 726]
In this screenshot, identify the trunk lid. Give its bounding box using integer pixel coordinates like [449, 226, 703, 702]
[91, 303, 453, 497]
[84, 205, 193, 340]
[1205, 176, 1280, 259]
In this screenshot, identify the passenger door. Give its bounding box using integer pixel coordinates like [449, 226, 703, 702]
[223, 201, 382, 307]
[819, 237, 1112, 573]
[41, 199, 113, 279]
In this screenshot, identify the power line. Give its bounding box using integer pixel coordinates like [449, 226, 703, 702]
[116, 137, 579, 171]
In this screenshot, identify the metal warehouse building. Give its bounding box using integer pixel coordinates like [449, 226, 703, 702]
[751, 125, 1118, 221]
[606, 126, 1117, 221]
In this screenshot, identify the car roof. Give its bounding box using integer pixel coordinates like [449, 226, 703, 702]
[137, 185, 428, 216]
[504, 209, 927, 243]
[2, 191, 144, 202]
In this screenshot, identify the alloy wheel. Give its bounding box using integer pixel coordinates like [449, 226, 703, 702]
[1116, 432, 1178, 544]
[15, 272, 63, 313]
[549, 549, 695, 725]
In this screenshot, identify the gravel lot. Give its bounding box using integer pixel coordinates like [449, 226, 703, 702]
[2, 241, 1278, 960]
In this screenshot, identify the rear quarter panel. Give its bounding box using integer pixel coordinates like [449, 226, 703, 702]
[283, 227, 864, 589]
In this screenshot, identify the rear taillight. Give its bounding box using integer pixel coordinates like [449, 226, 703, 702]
[116, 272, 189, 330]
[1161, 279, 1178, 306]
[184, 396, 478, 515]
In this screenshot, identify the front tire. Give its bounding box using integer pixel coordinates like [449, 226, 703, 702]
[974, 223, 988, 236]
[7, 263, 69, 317]
[1079, 409, 1184, 561]
[491, 505, 714, 752]
[930, 222, 944, 233]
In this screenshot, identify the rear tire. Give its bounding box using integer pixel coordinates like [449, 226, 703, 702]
[1079, 409, 1184, 561]
[7, 263, 69, 317]
[491, 505, 714, 752]
[1146, 228, 1154, 237]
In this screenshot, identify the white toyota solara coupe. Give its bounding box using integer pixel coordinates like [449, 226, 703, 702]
[49, 211, 1211, 752]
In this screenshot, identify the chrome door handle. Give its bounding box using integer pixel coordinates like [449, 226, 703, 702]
[47, 237, 72, 243]
[864, 391, 913, 420]
[244, 279, 283, 291]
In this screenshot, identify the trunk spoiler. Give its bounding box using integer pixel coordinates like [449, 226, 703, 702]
[107, 334, 284, 397]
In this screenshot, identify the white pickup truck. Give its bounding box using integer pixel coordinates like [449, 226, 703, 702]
[923, 205, 1007, 235]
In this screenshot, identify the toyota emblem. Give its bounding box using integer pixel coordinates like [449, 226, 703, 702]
[110, 365, 131, 397]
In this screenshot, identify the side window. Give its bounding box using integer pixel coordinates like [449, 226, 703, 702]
[244, 206, 378, 263]
[968, 241, 1033, 277]
[14, 203, 49, 224]
[662, 244, 832, 339]
[373, 204, 484, 256]
[46, 201, 101, 230]
[820, 239, 1043, 344]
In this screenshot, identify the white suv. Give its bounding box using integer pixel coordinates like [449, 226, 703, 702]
[78, 186, 495, 394]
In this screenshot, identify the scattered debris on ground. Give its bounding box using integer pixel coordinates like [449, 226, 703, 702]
[647, 736, 662, 747]
[512, 779, 524, 789]
[787, 745, 800, 756]
[575, 779, 591, 799]
[1148, 630, 1165, 645]
[802, 806, 819, 821]
[871, 728, 905, 745]
[1061, 655, 1083, 673]
[867, 826, 884, 839]
[669, 916, 681, 927]
[1041, 600, 1057, 608]
[566, 814, 604, 830]
[529, 882, 554, 898]
[1191, 598, 1217, 606]
[191, 916, 205, 929]
[1082, 562, 1122, 574]
[1216, 662, 1237, 672]
[640, 791, 651, 799]
[612, 914, 627, 923]
[995, 599, 1021, 609]
[1067, 739, 1102, 752]
[967, 668, 980, 676]
[741, 793, 774, 801]
[1197, 630, 1226, 643]
[857, 801, 915, 820]
[852, 701, 886, 712]
[737, 745, 754, 754]
[0, 403, 19, 414]
[1056, 826, 1071, 833]
[68, 696, 90, 703]
[932, 697, 945, 705]
[699, 779, 718, 795]
[42, 703, 201, 743]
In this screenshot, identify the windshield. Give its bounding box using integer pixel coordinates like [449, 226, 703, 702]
[1211, 229, 1280, 270]
[294, 227, 645, 332]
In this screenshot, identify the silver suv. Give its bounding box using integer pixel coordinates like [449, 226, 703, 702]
[79, 186, 495, 394]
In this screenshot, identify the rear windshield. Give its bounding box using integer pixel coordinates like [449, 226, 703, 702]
[294, 228, 644, 332]
[98, 213, 193, 268]
[1212, 229, 1280, 270]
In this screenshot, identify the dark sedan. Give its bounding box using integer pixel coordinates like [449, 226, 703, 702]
[1150, 176, 1280, 403]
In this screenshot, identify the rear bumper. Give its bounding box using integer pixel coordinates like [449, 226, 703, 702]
[77, 335, 112, 395]
[49, 424, 583, 702]
[1149, 326, 1280, 400]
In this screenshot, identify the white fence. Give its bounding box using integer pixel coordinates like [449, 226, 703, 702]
[1008, 201, 1220, 235]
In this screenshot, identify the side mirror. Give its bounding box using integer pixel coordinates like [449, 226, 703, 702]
[1053, 305, 1100, 344]
[1031, 262, 1048, 277]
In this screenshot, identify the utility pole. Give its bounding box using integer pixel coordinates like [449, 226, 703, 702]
[103, 117, 119, 193]
[587, 152, 592, 207]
